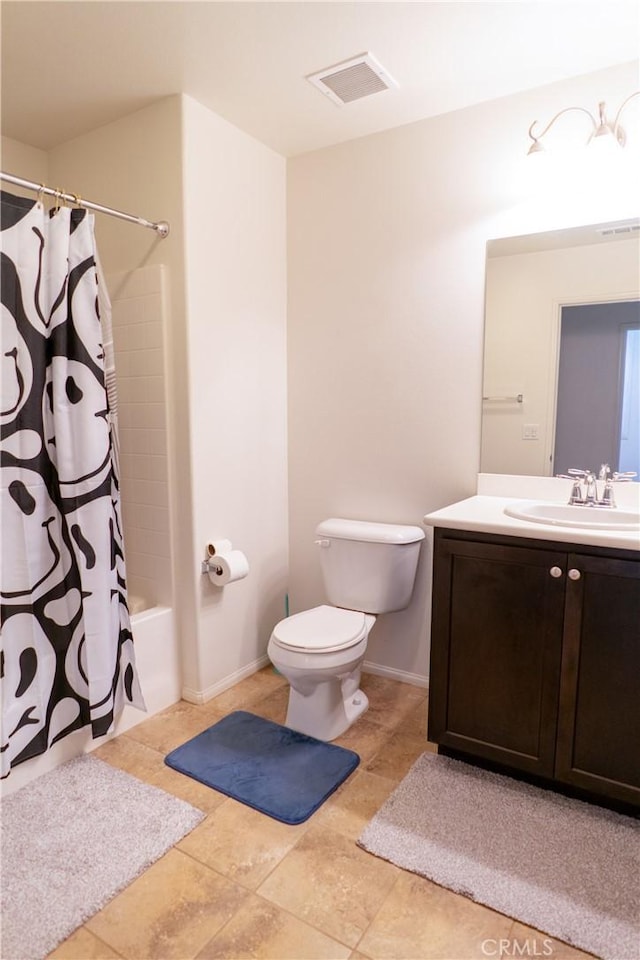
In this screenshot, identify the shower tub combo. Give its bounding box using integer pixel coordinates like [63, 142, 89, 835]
[2, 602, 179, 796]
[1, 264, 179, 796]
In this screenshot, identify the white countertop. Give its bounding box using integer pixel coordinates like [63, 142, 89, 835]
[423, 479, 640, 552]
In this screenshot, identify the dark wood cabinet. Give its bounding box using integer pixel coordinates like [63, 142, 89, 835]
[428, 528, 640, 808]
[555, 552, 640, 802]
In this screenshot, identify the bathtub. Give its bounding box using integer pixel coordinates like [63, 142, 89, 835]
[1, 604, 181, 797]
[119, 603, 181, 723]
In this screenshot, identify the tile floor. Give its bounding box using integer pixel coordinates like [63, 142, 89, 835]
[48, 670, 594, 960]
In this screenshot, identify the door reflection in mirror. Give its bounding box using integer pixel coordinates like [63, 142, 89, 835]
[553, 300, 640, 476]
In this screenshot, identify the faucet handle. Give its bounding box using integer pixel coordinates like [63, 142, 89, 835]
[556, 472, 585, 503]
[600, 478, 616, 506]
[556, 474, 585, 503]
[612, 471, 637, 482]
[583, 471, 598, 502]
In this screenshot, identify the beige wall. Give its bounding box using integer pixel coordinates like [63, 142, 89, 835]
[1, 136, 48, 189]
[181, 95, 288, 699]
[287, 61, 640, 683]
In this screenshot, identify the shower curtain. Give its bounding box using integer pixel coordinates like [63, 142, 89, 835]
[0, 190, 145, 778]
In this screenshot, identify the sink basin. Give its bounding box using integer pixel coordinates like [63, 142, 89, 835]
[504, 501, 640, 530]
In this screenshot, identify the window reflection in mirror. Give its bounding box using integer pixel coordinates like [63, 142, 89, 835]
[481, 220, 640, 480]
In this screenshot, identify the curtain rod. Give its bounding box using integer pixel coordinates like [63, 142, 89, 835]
[1, 172, 170, 238]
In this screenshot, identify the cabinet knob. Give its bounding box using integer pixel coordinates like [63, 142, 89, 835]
[568, 568, 582, 580]
[549, 566, 563, 578]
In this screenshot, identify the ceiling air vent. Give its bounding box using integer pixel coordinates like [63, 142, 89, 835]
[596, 222, 640, 238]
[307, 53, 397, 107]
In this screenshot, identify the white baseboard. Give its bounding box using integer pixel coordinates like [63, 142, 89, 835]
[182, 655, 271, 705]
[363, 660, 429, 690]
[182, 656, 426, 705]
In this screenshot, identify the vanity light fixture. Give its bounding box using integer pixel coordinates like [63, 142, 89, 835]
[527, 91, 640, 156]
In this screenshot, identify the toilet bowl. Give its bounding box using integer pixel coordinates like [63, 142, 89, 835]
[268, 517, 424, 742]
[267, 605, 376, 741]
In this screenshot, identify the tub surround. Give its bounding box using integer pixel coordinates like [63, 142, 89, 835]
[110, 265, 173, 610]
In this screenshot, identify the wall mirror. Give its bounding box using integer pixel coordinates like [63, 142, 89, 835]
[481, 218, 640, 480]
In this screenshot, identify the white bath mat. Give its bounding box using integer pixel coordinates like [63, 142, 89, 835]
[358, 752, 640, 960]
[0, 754, 204, 959]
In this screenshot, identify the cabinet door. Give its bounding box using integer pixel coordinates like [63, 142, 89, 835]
[555, 554, 640, 805]
[429, 538, 566, 776]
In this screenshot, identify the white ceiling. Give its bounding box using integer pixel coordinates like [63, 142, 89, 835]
[2, 1, 639, 157]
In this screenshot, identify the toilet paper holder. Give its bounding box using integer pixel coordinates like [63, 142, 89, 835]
[201, 539, 250, 586]
[201, 538, 232, 575]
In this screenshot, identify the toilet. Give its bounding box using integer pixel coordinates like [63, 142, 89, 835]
[267, 518, 425, 741]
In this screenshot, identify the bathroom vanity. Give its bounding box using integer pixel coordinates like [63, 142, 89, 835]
[424, 482, 640, 810]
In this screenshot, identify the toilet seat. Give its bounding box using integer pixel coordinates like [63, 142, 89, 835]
[271, 605, 367, 654]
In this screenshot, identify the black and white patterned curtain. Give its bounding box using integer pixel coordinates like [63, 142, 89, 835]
[1, 190, 145, 778]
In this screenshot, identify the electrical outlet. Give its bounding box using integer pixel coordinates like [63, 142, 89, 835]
[522, 424, 539, 440]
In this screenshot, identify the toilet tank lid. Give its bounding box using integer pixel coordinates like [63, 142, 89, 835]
[316, 518, 425, 544]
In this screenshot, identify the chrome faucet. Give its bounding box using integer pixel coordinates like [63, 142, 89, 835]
[599, 464, 615, 506]
[584, 471, 598, 503]
[563, 472, 586, 504]
[557, 465, 637, 507]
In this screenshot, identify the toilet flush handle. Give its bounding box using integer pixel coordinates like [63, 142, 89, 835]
[314, 539, 331, 548]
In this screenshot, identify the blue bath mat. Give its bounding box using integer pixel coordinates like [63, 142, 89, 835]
[164, 710, 360, 824]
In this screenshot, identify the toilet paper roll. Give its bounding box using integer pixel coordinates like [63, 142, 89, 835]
[206, 539, 232, 558]
[207, 550, 249, 586]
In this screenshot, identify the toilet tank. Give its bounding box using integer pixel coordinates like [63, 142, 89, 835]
[315, 518, 425, 614]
